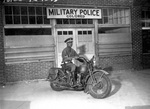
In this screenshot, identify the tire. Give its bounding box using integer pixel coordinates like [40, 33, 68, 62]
[87, 71, 111, 99]
[50, 83, 64, 91]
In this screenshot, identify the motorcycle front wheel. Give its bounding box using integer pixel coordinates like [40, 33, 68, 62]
[87, 71, 111, 99]
[50, 83, 64, 91]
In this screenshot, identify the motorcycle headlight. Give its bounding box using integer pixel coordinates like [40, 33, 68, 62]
[79, 64, 87, 73]
[93, 56, 96, 67]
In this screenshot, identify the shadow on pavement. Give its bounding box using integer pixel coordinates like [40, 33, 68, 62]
[109, 79, 122, 97]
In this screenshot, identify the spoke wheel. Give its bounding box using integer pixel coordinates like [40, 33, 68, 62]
[87, 71, 111, 99]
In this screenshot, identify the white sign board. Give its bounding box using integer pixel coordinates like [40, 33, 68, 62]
[47, 8, 101, 19]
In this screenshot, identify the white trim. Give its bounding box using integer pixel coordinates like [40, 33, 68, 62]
[142, 27, 150, 30]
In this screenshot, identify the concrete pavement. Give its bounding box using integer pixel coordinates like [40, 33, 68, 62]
[0, 69, 150, 109]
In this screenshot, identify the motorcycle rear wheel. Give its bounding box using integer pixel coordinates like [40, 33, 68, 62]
[50, 83, 64, 91]
[87, 71, 111, 99]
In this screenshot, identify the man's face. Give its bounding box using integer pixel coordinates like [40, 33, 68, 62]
[67, 42, 73, 47]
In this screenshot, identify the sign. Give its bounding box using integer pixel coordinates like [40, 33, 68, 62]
[47, 8, 101, 19]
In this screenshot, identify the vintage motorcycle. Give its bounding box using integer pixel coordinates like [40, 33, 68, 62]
[47, 56, 112, 99]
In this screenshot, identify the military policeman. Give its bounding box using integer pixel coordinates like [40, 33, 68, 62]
[62, 37, 79, 85]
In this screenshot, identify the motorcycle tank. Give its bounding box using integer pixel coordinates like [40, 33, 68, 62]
[79, 64, 87, 73]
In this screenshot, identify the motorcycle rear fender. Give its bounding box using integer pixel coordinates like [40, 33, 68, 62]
[47, 68, 62, 82]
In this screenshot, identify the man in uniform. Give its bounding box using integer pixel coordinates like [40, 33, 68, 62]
[62, 37, 79, 86]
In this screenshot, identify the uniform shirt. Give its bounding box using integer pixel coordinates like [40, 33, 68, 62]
[62, 47, 78, 62]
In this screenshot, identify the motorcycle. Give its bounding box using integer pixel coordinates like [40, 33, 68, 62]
[47, 56, 112, 99]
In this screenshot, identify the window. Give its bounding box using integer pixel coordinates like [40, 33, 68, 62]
[78, 30, 92, 35]
[142, 30, 150, 53]
[142, 9, 150, 27]
[57, 31, 73, 35]
[4, 6, 50, 24]
[5, 28, 52, 35]
[98, 8, 130, 24]
[56, 19, 93, 24]
[98, 27, 130, 34]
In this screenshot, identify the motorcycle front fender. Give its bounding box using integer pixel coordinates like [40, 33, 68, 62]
[94, 69, 109, 75]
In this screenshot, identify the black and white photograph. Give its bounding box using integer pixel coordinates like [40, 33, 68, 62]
[0, 0, 150, 109]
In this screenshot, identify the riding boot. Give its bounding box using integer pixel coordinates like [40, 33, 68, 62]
[71, 71, 77, 86]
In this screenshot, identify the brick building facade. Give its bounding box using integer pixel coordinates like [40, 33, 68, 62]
[0, 0, 148, 83]
[0, 1, 5, 85]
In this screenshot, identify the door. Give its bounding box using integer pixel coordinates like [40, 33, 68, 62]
[76, 28, 95, 60]
[56, 28, 95, 67]
[56, 29, 76, 67]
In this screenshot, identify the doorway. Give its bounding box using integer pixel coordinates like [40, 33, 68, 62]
[56, 28, 95, 67]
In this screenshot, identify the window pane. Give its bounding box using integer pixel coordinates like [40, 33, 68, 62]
[104, 17, 108, 24]
[5, 6, 12, 15]
[88, 31, 92, 34]
[36, 7, 42, 15]
[82, 19, 87, 24]
[21, 16, 28, 24]
[121, 17, 125, 24]
[21, 6, 27, 15]
[13, 6, 20, 15]
[109, 9, 113, 18]
[142, 30, 150, 53]
[44, 16, 50, 24]
[118, 17, 121, 24]
[98, 19, 103, 24]
[121, 9, 125, 17]
[125, 9, 130, 17]
[76, 19, 81, 24]
[142, 22, 145, 27]
[68, 31, 73, 35]
[58, 31, 62, 35]
[14, 16, 20, 24]
[83, 31, 87, 34]
[103, 9, 108, 16]
[56, 19, 62, 24]
[29, 7, 35, 15]
[109, 18, 113, 24]
[70, 19, 75, 24]
[114, 9, 118, 18]
[43, 7, 46, 15]
[63, 19, 69, 24]
[78, 31, 82, 35]
[29, 16, 36, 24]
[114, 18, 118, 24]
[63, 31, 67, 35]
[125, 17, 130, 24]
[37, 16, 43, 24]
[5, 16, 13, 24]
[88, 19, 93, 24]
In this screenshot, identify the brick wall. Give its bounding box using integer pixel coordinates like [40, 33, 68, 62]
[131, 6, 143, 70]
[98, 56, 133, 70]
[0, 1, 5, 85]
[5, 62, 54, 82]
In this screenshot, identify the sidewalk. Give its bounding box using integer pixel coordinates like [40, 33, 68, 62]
[0, 69, 150, 109]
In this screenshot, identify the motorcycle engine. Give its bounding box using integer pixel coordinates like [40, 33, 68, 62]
[79, 64, 87, 73]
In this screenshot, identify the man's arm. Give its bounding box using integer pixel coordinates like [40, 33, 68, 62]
[62, 49, 72, 62]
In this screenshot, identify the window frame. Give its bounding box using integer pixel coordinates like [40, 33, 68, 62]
[4, 5, 51, 25]
[98, 8, 130, 25]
